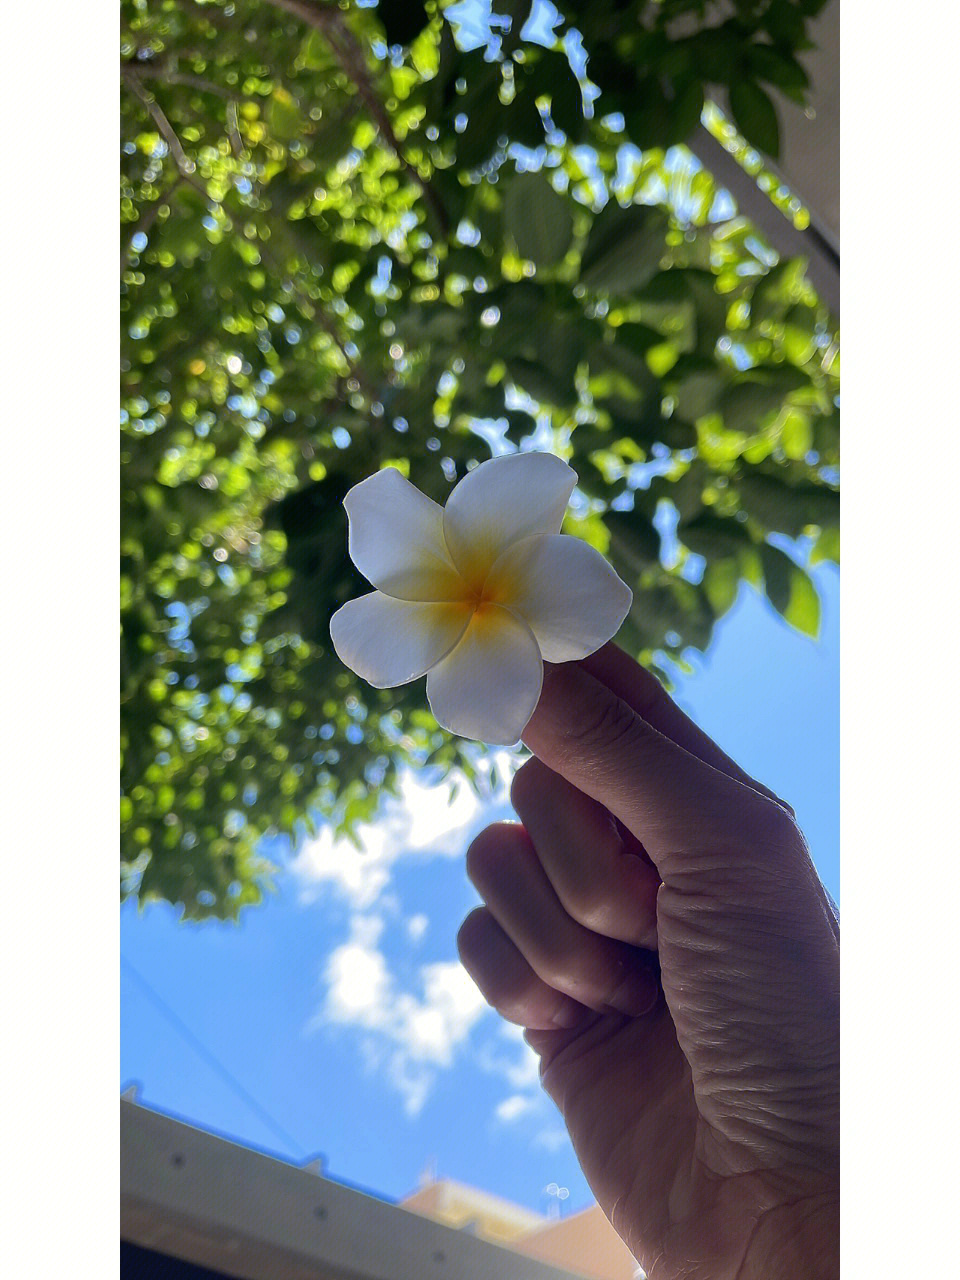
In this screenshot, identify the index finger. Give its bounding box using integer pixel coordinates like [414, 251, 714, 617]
[574, 646, 838, 939]
[579, 644, 790, 812]
[520, 660, 786, 883]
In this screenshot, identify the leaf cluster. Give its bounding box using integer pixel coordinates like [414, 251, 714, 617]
[120, 0, 838, 917]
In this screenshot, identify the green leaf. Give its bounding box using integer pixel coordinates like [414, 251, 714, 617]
[503, 172, 574, 268]
[810, 526, 840, 566]
[119, 0, 837, 918]
[657, 418, 699, 450]
[506, 357, 564, 405]
[502, 80, 547, 150]
[720, 378, 792, 430]
[266, 88, 302, 143]
[681, 268, 730, 356]
[679, 513, 753, 561]
[729, 81, 781, 158]
[650, 462, 707, 523]
[669, 354, 726, 422]
[702, 559, 741, 616]
[779, 408, 813, 460]
[497, 0, 535, 57]
[589, 336, 658, 415]
[764, 3, 807, 48]
[622, 77, 678, 151]
[580, 203, 669, 294]
[760, 545, 820, 636]
[750, 257, 809, 325]
[410, 26, 440, 79]
[748, 45, 810, 102]
[814, 408, 841, 458]
[455, 85, 505, 168]
[670, 78, 705, 141]
[684, 25, 744, 83]
[737, 474, 838, 536]
[604, 511, 662, 574]
[781, 303, 819, 363]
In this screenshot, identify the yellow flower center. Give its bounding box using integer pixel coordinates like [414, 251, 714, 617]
[466, 584, 492, 610]
[459, 556, 521, 613]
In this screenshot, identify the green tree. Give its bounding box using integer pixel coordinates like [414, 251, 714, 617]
[121, 0, 839, 919]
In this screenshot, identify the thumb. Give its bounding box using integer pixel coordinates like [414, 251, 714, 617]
[521, 661, 793, 891]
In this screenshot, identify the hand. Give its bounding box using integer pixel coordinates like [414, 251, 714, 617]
[457, 644, 839, 1280]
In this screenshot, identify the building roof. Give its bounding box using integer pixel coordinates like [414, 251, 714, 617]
[399, 1179, 640, 1279]
[400, 1177, 548, 1245]
[121, 1098, 635, 1280]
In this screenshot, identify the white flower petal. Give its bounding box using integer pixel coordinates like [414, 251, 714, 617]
[330, 592, 472, 688]
[426, 605, 543, 745]
[344, 468, 465, 601]
[441, 453, 577, 589]
[485, 533, 633, 663]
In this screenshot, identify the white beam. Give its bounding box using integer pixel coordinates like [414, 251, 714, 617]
[690, 0, 840, 313]
[121, 1100, 589, 1280]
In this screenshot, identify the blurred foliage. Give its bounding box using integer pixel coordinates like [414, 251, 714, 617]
[121, 0, 839, 918]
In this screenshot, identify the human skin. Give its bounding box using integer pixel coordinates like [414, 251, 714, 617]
[457, 643, 839, 1279]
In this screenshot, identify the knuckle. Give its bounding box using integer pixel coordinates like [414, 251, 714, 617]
[750, 779, 797, 821]
[529, 935, 571, 987]
[492, 977, 536, 1025]
[776, 795, 798, 821]
[577, 896, 622, 939]
[752, 795, 801, 847]
[627, 667, 669, 722]
[478, 958, 519, 1005]
[565, 694, 642, 759]
[531, 939, 596, 999]
[560, 876, 611, 935]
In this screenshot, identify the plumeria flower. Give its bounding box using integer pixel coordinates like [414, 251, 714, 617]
[329, 452, 632, 745]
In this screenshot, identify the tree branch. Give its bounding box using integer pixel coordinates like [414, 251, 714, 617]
[122, 64, 208, 196]
[124, 62, 247, 156]
[261, 0, 449, 235]
[225, 98, 244, 158]
[131, 66, 234, 100]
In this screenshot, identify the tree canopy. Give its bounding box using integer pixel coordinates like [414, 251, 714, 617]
[121, 0, 839, 919]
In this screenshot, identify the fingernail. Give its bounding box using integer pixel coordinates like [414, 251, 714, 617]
[606, 971, 659, 1018]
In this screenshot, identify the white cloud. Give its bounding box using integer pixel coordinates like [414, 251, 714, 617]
[318, 914, 491, 1114]
[300, 751, 521, 1113]
[292, 829, 393, 910]
[481, 1021, 544, 1091]
[485, 1029, 573, 1155]
[477, 1021, 564, 1139]
[323, 915, 390, 1021]
[316, 918, 570, 1130]
[495, 1094, 535, 1123]
[406, 913, 429, 944]
[533, 1127, 572, 1153]
[291, 755, 515, 911]
[404, 962, 487, 1065]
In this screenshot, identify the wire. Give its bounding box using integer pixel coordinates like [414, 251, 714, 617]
[121, 953, 307, 1158]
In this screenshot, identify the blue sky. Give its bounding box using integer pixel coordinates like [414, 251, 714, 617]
[121, 564, 838, 1219]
